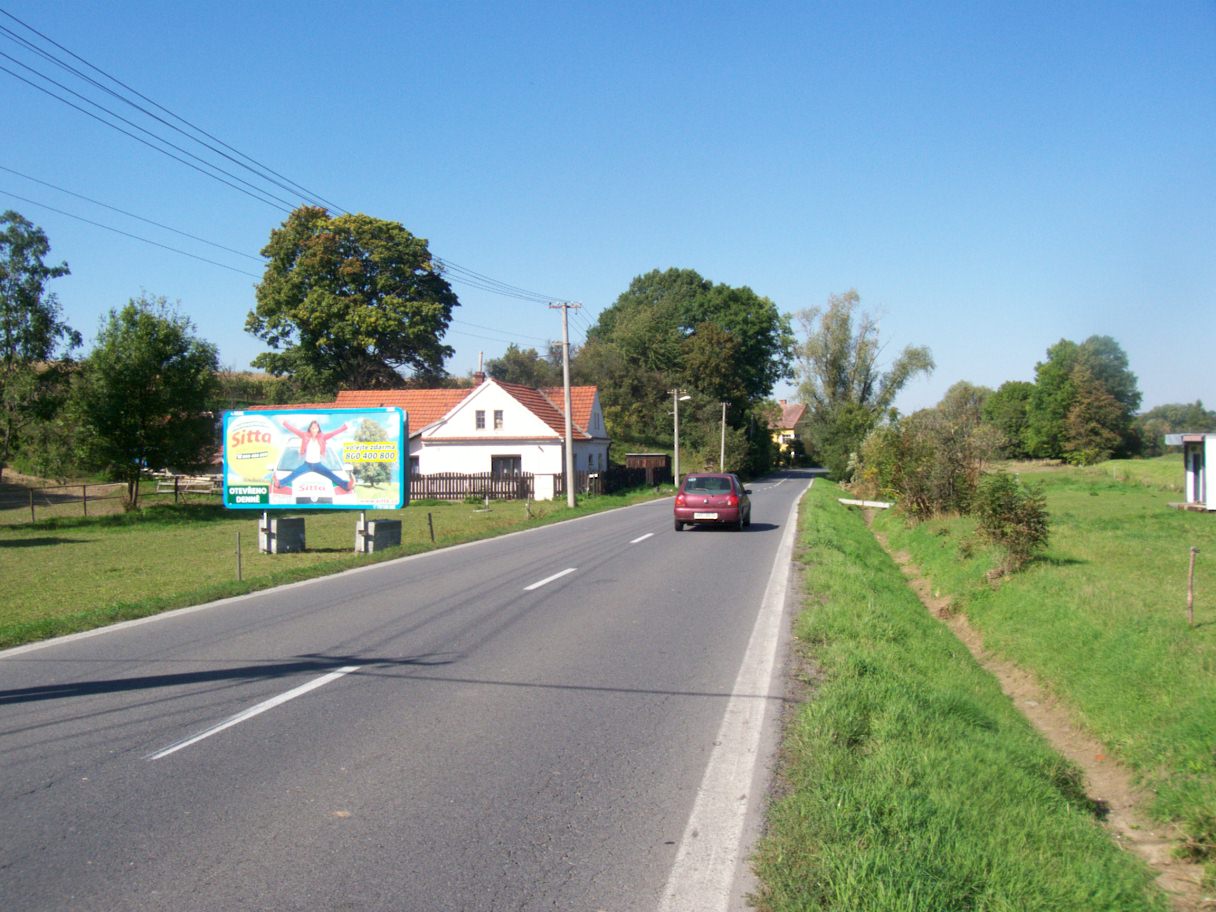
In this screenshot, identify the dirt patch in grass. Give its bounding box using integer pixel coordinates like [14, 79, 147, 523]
[868, 519, 1211, 912]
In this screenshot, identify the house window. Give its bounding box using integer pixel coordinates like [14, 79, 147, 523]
[410, 456, 420, 477]
[494, 410, 504, 430]
[475, 410, 485, 430]
[491, 455, 521, 480]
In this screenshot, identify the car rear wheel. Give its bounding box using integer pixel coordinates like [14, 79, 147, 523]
[674, 518, 684, 531]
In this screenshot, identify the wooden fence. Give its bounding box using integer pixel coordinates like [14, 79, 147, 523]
[411, 472, 536, 501]
[412, 466, 651, 501]
[0, 481, 128, 524]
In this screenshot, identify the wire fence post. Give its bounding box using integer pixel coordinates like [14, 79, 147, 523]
[1188, 546, 1199, 627]
[236, 531, 243, 581]
[82, 484, 88, 517]
[28, 488, 35, 524]
[427, 512, 435, 543]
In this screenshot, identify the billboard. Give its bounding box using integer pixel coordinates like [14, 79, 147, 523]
[222, 408, 407, 510]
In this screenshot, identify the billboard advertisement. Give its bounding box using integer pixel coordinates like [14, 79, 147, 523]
[222, 408, 407, 510]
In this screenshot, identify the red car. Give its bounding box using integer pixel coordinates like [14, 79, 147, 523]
[674, 472, 752, 531]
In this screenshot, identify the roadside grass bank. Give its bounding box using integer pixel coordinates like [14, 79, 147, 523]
[873, 459, 1216, 885]
[752, 479, 1166, 911]
[0, 487, 669, 649]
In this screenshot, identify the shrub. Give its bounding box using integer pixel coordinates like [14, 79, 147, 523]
[973, 471, 1050, 574]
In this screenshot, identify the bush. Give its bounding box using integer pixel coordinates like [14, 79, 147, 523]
[973, 471, 1050, 574]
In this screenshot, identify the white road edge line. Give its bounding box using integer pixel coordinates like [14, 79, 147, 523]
[631, 532, 655, 544]
[146, 665, 361, 760]
[523, 568, 577, 591]
[658, 479, 811, 912]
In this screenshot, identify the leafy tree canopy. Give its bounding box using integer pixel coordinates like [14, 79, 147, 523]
[795, 289, 933, 478]
[485, 342, 564, 388]
[981, 380, 1034, 459]
[579, 268, 794, 473]
[1024, 335, 1140, 459]
[247, 206, 458, 395]
[0, 211, 79, 475]
[75, 295, 219, 506]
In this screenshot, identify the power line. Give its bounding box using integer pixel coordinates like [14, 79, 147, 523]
[0, 7, 345, 213]
[452, 318, 552, 344]
[0, 165, 265, 262]
[0, 7, 573, 312]
[0, 52, 300, 211]
[0, 62, 294, 213]
[0, 189, 263, 279]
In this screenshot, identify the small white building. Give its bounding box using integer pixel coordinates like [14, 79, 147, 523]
[1166, 433, 1214, 511]
[335, 377, 610, 500]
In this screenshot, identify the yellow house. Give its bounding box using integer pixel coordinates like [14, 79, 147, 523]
[770, 400, 808, 460]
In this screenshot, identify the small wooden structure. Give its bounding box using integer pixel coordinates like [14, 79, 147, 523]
[1166, 433, 1214, 511]
[625, 453, 671, 486]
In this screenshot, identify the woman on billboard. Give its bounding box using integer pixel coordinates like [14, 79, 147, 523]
[277, 419, 352, 493]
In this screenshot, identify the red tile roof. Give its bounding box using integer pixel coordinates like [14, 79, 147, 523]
[770, 400, 807, 429]
[542, 386, 599, 436]
[489, 381, 598, 440]
[243, 380, 601, 440]
[333, 389, 473, 429]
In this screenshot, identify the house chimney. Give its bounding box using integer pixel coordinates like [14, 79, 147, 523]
[779, 399, 787, 406]
[473, 351, 486, 385]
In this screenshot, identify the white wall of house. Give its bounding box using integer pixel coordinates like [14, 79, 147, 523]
[405, 382, 611, 498]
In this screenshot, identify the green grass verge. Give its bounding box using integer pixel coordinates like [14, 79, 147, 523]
[751, 479, 1166, 911]
[0, 487, 670, 649]
[873, 458, 1216, 881]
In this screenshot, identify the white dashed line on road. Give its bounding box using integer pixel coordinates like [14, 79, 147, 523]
[524, 568, 577, 591]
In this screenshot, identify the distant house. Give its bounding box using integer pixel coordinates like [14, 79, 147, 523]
[1166, 433, 1214, 511]
[769, 400, 809, 461]
[331, 376, 610, 500]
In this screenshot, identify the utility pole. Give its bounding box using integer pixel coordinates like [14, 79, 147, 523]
[718, 401, 727, 471]
[550, 301, 581, 508]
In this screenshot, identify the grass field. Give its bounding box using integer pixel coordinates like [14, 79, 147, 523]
[0, 488, 666, 649]
[872, 456, 1216, 888]
[752, 479, 1167, 911]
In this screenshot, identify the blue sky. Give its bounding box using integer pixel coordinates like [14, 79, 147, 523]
[3, 1, 1212, 413]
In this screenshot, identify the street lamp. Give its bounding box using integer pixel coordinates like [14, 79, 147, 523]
[670, 389, 691, 485]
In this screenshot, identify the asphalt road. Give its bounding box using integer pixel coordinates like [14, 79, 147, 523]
[0, 470, 812, 912]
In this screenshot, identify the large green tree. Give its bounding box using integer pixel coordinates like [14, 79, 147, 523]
[247, 206, 459, 394]
[981, 380, 1035, 458]
[795, 289, 933, 479]
[579, 268, 794, 473]
[0, 211, 79, 477]
[1023, 336, 1140, 460]
[75, 295, 219, 507]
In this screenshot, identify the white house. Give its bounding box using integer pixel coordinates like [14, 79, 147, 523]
[1166, 433, 1215, 511]
[334, 376, 610, 500]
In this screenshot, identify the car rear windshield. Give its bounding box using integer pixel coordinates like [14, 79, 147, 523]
[684, 476, 732, 494]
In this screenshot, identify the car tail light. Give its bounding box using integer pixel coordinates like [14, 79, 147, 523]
[726, 494, 738, 507]
[675, 493, 686, 507]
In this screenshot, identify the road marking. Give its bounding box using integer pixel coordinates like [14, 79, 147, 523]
[658, 480, 811, 912]
[146, 665, 360, 760]
[523, 568, 576, 591]
[630, 532, 655, 544]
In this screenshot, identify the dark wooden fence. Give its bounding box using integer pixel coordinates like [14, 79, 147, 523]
[554, 466, 650, 497]
[411, 472, 535, 501]
[413, 466, 652, 501]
